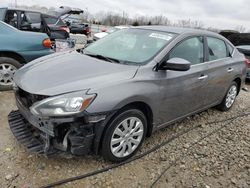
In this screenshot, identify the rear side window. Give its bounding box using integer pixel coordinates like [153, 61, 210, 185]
[207, 37, 228, 61]
[169, 37, 204, 65]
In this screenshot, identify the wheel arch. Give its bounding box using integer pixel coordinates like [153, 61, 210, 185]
[0, 51, 26, 64]
[96, 100, 154, 154]
[233, 77, 241, 95]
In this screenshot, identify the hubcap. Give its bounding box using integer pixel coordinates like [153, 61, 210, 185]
[0, 64, 17, 86]
[110, 117, 144, 158]
[225, 85, 237, 108]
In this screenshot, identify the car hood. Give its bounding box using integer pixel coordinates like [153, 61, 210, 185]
[14, 51, 139, 96]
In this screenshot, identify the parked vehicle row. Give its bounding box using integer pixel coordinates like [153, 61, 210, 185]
[220, 31, 250, 80]
[8, 26, 247, 162]
[236, 45, 250, 79]
[0, 7, 70, 40]
[0, 6, 90, 40]
[0, 21, 54, 90]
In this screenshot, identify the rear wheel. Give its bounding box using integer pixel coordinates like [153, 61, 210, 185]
[0, 57, 22, 91]
[216, 81, 238, 111]
[101, 109, 147, 162]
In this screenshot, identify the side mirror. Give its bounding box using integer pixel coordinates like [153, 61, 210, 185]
[160, 58, 191, 71]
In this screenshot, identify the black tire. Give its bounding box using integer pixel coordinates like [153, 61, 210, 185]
[101, 109, 147, 163]
[216, 81, 238, 111]
[0, 57, 22, 91]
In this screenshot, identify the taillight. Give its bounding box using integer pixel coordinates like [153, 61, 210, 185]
[43, 38, 52, 48]
[244, 58, 250, 68]
[60, 26, 70, 33]
[86, 27, 91, 34]
[101, 27, 107, 32]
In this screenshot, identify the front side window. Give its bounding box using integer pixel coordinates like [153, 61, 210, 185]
[84, 29, 176, 64]
[207, 37, 228, 61]
[169, 37, 204, 65]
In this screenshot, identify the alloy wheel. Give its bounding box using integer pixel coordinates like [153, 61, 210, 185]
[225, 85, 237, 108]
[110, 117, 144, 158]
[0, 63, 17, 86]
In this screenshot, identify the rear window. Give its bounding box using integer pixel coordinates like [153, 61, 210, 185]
[0, 8, 5, 21]
[43, 16, 65, 26]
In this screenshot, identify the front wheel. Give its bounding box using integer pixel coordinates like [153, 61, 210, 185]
[216, 81, 238, 111]
[0, 57, 22, 91]
[101, 109, 147, 162]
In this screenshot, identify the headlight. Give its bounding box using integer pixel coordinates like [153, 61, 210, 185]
[30, 91, 96, 117]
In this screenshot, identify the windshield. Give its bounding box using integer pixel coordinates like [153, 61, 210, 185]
[85, 29, 176, 64]
[0, 8, 6, 21]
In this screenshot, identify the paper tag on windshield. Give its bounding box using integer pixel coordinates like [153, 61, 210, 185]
[149, 33, 173, 41]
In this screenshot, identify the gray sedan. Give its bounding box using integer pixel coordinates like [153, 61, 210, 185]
[9, 26, 247, 162]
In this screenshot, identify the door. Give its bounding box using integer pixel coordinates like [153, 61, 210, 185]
[205, 37, 235, 105]
[158, 36, 209, 124]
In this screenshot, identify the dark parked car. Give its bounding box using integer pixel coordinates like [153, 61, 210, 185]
[0, 7, 82, 41]
[221, 32, 250, 79]
[8, 26, 247, 162]
[0, 21, 54, 91]
[68, 22, 91, 36]
[50, 6, 90, 36]
[236, 45, 250, 79]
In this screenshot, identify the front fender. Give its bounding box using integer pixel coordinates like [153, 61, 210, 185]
[86, 80, 160, 117]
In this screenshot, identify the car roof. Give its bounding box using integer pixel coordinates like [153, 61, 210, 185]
[1, 7, 40, 13]
[136, 25, 220, 36]
[1, 7, 58, 18]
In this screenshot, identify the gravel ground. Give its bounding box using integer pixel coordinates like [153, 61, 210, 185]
[0, 84, 249, 188]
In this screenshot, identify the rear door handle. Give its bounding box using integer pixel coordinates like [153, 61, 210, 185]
[227, 68, 234, 73]
[198, 75, 208, 80]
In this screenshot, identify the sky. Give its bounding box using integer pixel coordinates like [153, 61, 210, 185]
[1, 0, 249, 31]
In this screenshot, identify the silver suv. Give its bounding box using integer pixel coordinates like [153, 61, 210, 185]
[8, 26, 247, 162]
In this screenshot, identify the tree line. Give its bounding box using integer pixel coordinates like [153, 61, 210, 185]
[16, 4, 247, 33]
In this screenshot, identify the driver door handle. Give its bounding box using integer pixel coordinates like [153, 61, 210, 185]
[227, 68, 234, 73]
[198, 75, 208, 80]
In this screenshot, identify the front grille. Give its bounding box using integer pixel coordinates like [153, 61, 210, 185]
[16, 88, 48, 108]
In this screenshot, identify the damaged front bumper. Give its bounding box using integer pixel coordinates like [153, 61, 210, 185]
[8, 92, 111, 156]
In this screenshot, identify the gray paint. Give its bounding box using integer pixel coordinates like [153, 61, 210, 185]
[14, 26, 247, 132]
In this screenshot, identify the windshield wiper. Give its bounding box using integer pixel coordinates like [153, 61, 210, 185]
[84, 53, 121, 64]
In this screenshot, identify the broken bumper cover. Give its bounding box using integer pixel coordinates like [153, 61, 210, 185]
[8, 110, 56, 155]
[8, 110, 97, 156]
[8, 95, 100, 156]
